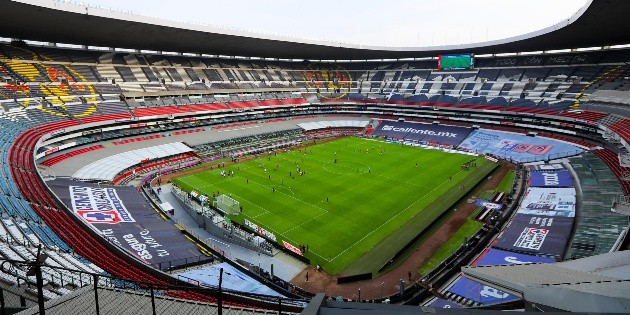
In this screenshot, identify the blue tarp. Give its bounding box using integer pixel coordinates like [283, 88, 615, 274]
[458, 129, 582, 162]
[175, 262, 284, 297]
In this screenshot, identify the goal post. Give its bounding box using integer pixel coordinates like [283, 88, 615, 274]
[213, 194, 241, 215]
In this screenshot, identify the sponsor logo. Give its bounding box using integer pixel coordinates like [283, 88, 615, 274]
[282, 240, 303, 256]
[542, 173, 560, 186]
[523, 56, 543, 65]
[475, 199, 503, 210]
[82, 129, 102, 136]
[50, 128, 66, 137]
[480, 286, 510, 299]
[77, 210, 122, 224]
[548, 55, 572, 64]
[504, 256, 533, 264]
[69, 186, 135, 224]
[513, 227, 548, 250]
[484, 155, 498, 163]
[380, 125, 458, 138]
[244, 219, 277, 242]
[44, 147, 60, 156]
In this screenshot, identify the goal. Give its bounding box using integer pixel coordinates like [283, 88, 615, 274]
[213, 194, 241, 215]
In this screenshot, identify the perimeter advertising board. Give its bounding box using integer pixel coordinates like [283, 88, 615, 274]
[370, 121, 472, 146]
[494, 214, 573, 256]
[50, 179, 206, 270]
[474, 199, 503, 210]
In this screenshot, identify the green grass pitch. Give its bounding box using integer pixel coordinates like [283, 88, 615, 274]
[172, 137, 495, 275]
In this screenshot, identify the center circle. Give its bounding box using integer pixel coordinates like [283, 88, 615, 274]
[321, 160, 371, 175]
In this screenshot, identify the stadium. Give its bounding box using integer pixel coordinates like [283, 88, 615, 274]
[0, 0, 627, 314]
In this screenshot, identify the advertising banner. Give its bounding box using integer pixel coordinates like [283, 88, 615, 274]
[457, 129, 582, 162]
[472, 248, 555, 266]
[69, 186, 135, 224]
[282, 240, 303, 256]
[371, 121, 472, 146]
[448, 276, 518, 305]
[50, 179, 206, 270]
[517, 187, 576, 217]
[494, 214, 573, 256]
[529, 171, 573, 187]
[474, 199, 503, 210]
[244, 219, 277, 242]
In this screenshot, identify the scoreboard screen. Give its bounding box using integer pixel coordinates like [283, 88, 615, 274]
[437, 54, 474, 71]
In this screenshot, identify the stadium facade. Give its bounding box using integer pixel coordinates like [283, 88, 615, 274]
[0, 0, 628, 313]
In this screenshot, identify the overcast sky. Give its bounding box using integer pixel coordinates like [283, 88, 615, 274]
[76, 0, 588, 47]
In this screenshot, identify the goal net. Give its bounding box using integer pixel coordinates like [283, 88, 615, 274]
[213, 194, 240, 215]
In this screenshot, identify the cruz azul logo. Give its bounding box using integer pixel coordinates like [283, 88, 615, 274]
[302, 64, 352, 100]
[69, 186, 135, 224]
[381, 125, 459, 138]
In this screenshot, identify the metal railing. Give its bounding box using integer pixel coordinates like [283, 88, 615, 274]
[0, 253, 308, 314]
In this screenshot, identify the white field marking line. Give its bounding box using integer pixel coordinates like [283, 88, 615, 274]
[266, 184, 295, 196]
[191, 155, 338, 263]
[328, 170, 465, 262]
[184, 176, 269, 215]
[280, 209, 329, 235]
[279, 234, 332, 262]
[233, 174, 333, 262]
[239, 168, 328, 214]
[321, 161, 370, 176]
[216, 125, 260, 133]
[238, 167, 331, 235]
[231, 193, 270, 219]
[304, 154, 429, 189]
[180, 157, 328, 261]
[177, 176, 238, 191]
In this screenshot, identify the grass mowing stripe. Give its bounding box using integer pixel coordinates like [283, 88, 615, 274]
[172, 137, 492, 275]
[417, 218, 483, 276]
[342, 161, 496, 275]
[330, 170, 464, 263]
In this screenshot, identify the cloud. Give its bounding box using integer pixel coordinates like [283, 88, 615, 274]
[77, 0, 588, 46]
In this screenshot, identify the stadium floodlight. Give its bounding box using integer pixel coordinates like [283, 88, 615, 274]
[214, 194, 241, 215]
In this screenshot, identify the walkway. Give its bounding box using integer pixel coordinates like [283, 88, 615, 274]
[157, 184, 307, 281]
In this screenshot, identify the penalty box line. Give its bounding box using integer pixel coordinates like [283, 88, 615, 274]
[237, 170, 333, 262]
[237, 168, 330, 227]
[328, 170, 465, 263]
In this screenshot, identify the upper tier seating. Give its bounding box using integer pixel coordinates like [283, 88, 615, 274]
[0, 42, 629, 308]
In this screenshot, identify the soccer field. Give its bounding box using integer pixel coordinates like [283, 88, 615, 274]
[173, 137, 495, 275]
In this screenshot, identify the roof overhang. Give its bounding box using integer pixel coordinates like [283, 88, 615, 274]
[0, 0, 629, 60]
[461, 251, 630, 313]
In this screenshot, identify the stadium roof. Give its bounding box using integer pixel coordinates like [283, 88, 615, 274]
[461, 251, 630, 313]
[0, 0, 629, 60]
